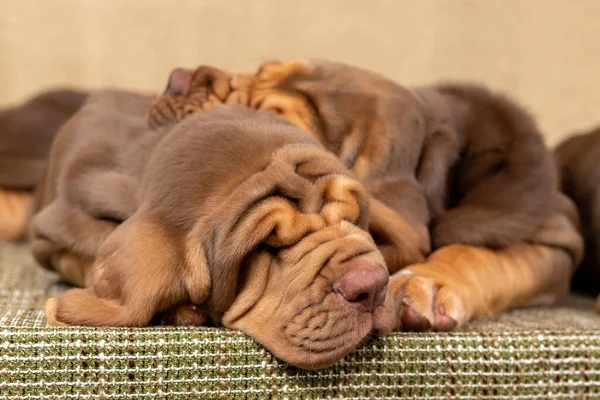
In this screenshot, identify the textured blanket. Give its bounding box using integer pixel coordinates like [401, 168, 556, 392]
[1, 242, 599, 399]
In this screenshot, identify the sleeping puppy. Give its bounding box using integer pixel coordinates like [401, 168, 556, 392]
[555, 126, 600, 308]
[0, 89, 87, 240]
[147, 59, 583, 332]
[0, 63, 583, 368]
[30, 90, 390, 369]
[149, 59, 556, 255]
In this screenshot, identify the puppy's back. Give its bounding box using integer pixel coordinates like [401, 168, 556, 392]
[555, 127, 600, 295]
[33, 90, 161, 213]
[0, 89, 88, 190]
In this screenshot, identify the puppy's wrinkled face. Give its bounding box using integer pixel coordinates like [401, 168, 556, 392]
[185, 134, 388, 369]
[224, 222, 386, 369]
[144, 107, 389, 369]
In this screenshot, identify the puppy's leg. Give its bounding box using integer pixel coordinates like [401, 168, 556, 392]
[376, 210, 582, 334]
[432, 133, 555, 249]
[30, 171, 139, 287]
[45, 212, 190, 327]
[0, 189, 32, 241]
[415, 124, 461, 218]
[376, 243, 572, 333]
[29, 201, 117, 287]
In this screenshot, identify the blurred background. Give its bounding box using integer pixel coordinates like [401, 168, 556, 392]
[1, 0, 599, 146]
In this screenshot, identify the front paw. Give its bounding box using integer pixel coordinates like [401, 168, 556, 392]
[157, 303, 208, 326]
[374, 269, 469, 335]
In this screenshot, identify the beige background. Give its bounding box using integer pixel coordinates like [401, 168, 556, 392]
[1, 0, 599, 146]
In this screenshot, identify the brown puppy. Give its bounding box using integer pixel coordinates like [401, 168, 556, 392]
[148, 59, 582, 331]
[31, 90, 390, 369]
[555, 126, 600, 307]
[149, 60, 556, 254]
[0, 63, 584, 367]
[0, 89, 87, 240]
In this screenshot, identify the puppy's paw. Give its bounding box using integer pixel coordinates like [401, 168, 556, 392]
[399, 274, 466, 332]
[44, 298, 67, 326]
[164, 303, 208, 326]
[374, 269, 468, 335]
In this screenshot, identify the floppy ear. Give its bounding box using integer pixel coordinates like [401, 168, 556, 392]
[147, 66, 234, 128]
[368, 197, 428, 273]
[220, 251, 272, 326]
[45, 211, 205, 327]
[164, 68, 194, 97]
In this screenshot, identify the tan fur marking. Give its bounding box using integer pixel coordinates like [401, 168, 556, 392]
[49, 251, 93, 288]
[250, 90, 317, 136]
[255, 59, 308, 83]
[0, 189, 31, 241]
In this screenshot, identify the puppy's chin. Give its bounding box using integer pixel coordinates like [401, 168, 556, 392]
[222, 222, 387, 369]
[228, 295, 375, 370]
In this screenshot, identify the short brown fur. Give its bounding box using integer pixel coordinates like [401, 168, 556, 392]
[555, 126, 600, 307]
[0, 61, 584, 369]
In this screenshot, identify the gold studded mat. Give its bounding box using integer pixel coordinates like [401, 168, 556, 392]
[1, 243, 600, 399]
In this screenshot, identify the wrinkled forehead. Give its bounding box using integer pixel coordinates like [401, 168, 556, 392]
[144, 106, 321, 205]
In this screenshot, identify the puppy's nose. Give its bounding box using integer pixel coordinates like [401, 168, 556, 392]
[334, 263, 389, 313]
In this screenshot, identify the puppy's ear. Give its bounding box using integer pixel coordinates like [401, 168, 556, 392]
[163, 66, 232, 99]
[147, 66, 233, 129]
[44, 211, 196, 327]
[164, 67, 194, 97]
[221, 251, 272, 326]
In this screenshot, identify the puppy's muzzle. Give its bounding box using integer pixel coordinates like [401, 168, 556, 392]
[334, 261, 388, 313]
